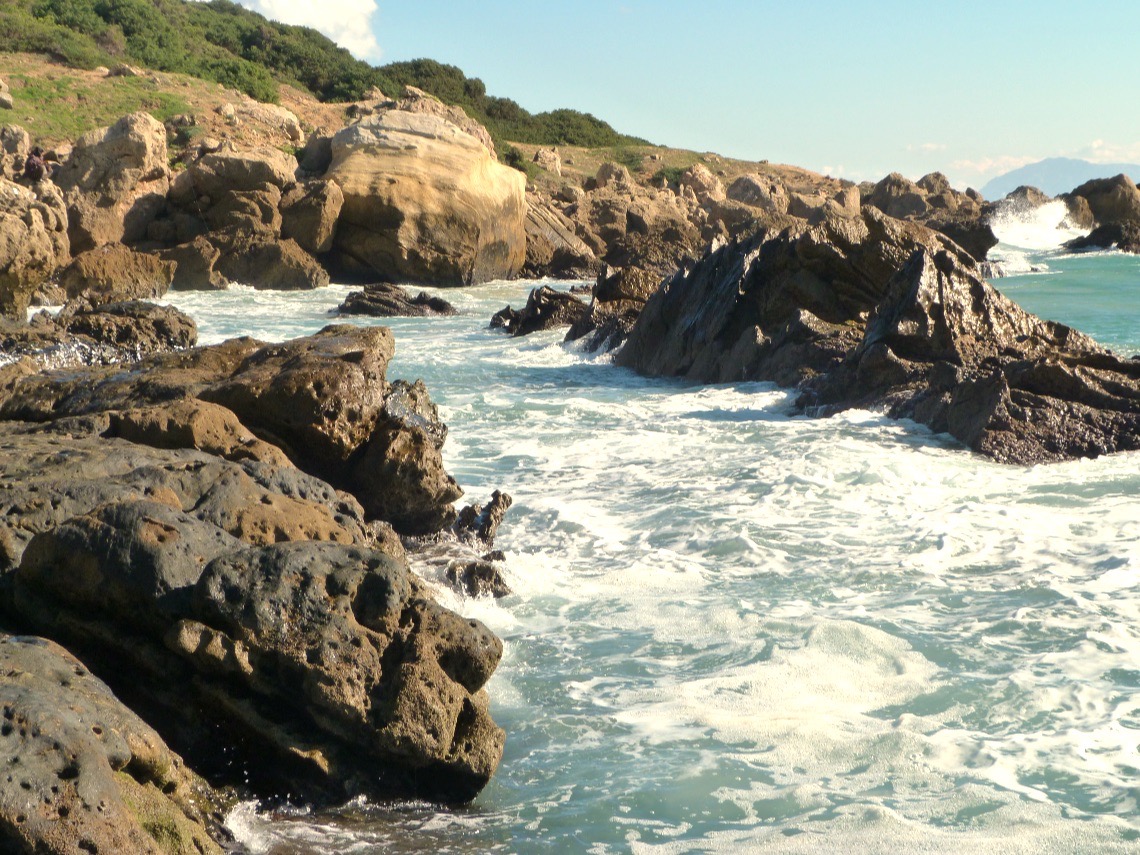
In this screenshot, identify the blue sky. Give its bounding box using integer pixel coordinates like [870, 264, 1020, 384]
[235, 1, 1140, 188]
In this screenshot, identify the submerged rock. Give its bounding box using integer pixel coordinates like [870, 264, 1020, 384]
[618, 208, 1140, 464]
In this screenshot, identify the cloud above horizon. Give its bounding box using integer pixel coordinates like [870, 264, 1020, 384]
[213, 0, 382, 61]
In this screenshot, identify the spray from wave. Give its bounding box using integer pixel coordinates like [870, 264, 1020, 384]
[987, 199, 1092, 275]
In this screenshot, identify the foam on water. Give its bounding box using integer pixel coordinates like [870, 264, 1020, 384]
[159, 267, 1140, 852]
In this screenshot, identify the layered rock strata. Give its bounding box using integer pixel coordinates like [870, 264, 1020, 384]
[617, 209, 1140, 464]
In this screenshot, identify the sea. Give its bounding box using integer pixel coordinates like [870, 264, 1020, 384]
[159, 205, 1140, 854]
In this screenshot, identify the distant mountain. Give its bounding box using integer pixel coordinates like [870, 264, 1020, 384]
[981, 158, 1140, 200]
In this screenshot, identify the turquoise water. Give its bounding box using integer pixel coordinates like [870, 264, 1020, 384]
[164, 247, 1140, 854]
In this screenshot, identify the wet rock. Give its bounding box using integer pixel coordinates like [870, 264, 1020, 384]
[0, 634, 223, 855]
[57, 300, 197, 356]
[491, 285, 589, 336]
[1065, 221, 1140, 254]
[10, 512, 505, 805]
[446, 559, 511, 599]
[58, 244, 175, 305]
[566, 265, 667, 352]
[336, 283, 457, 317]
[453, 490, 513, 550]
[617, 208, 1140, 464]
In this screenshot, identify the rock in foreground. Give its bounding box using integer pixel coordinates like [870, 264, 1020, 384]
[0, 633, 223, 855]
[619, 209, 1140, 464]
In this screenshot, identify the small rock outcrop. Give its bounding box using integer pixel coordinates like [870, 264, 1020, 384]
[523, 193, 600, 279]
[617, 208, 1140, 464]
[58, 244, 175, 305]
[336, 283, 457, 317]
[864, 172, 997, 262]
[491, 285, 589, 336]
[327, 111, 526, 285]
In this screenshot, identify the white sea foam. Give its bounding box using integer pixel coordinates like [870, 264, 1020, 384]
[174, 278, 1140, 853]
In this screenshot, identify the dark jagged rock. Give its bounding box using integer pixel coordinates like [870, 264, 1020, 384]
[618, 208, 1140, 464]
[453, 490, 513, 550]
[0, 634, 225, 855]
[490, 285, 589, 336]
[566, 265, 664, 352]
[336, 283, 457, 317]
[446, 559, 511, 599]
[1065, 221, 1140, 254]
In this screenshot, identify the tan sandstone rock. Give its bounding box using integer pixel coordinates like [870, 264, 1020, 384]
[55, 112, 170, 252]
[327, 111, 526, 285]
[0, 178, 70, 319]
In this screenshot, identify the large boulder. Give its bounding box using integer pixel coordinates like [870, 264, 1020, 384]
[281, 179, 343, 255]
[55, 112, 170, 252]
[726, 174, 790, 213]
[58, 244, 175, 305]
[326, 111, 526, 285]
[1067, 174, 1140, 225]
[0, 178, 69, 319]
[207, 234, 329, 290]
[0, 634, 223, 855]
[617, 208, 1140, 464]
[7, 485, 502, 804]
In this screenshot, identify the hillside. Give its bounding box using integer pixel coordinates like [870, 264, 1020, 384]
[0, 0, 646, 155]
[981, 157, 1140, 199]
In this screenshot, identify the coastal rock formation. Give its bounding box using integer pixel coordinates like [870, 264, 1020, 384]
[55, 112, 170, 252]
[0, 325, 460, 535]
[523, 193, 600, 279]
[0, 633, 223, 855]
[863, 172, 997, 262]
[327, 111, 526, 285]
[336, 282, 457, 317]
[491, 285, 589, 336]
[280, 179, 343, 255]
[0, 178, 70, 319]
[58, 244, 175, 305]
[566, 264, 664, 351]
[617, 208, 1140, 464]
[0, 301, 196, 369]
[1062, 174, 1140, 253]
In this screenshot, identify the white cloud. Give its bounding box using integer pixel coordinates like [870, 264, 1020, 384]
[221, 0, 382, 61]
[1075, 139, 1140, 164]
[906, 143, 946, 153]
[949, 154, 1039, 180]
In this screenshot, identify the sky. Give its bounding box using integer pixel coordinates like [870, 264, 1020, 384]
[228, 0, 1140, 188]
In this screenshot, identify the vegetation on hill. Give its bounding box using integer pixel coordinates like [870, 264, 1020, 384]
[1, 0, 646, 154]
